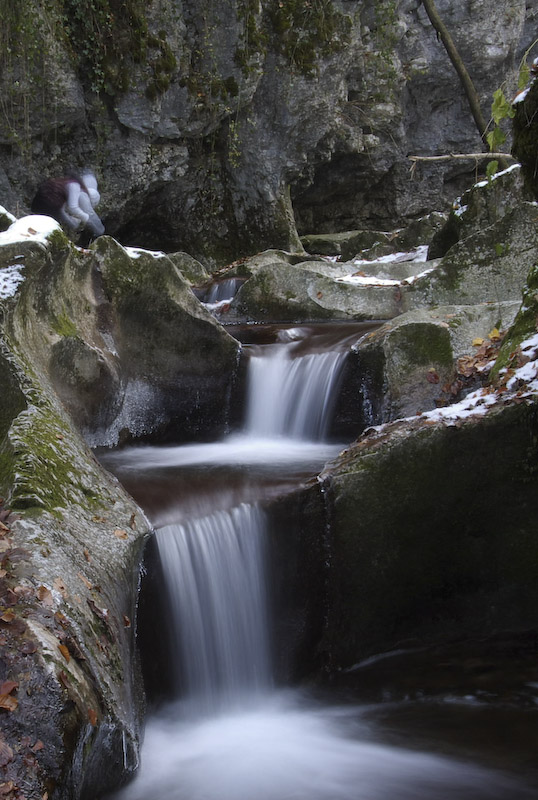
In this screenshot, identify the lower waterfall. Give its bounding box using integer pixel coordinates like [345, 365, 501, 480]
[106, 324, 533, 800]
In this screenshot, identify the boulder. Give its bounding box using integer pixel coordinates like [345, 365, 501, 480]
[0, 217, 241, 797]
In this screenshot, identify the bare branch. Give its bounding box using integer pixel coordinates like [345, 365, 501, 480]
[408, 153, 517, 163]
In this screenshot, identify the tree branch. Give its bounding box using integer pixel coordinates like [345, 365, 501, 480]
[408, 152, 516, 163]
[421, 0, 489, 146]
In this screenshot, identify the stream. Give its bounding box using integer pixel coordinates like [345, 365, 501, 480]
[101, 323, 538, 800]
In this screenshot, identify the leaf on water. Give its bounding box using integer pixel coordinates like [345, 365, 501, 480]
[58, 644, 70, 663]
[92, 515, 107, 523]
[36, 586, 53, 606]
[129, 513, 137, 530]
[88, 708, 97, 726]
[83, 548, 91, 563]
[113, 529, 128, 540]
[123, 615, 131, 628]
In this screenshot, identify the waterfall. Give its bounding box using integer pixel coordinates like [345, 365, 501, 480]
[155, 503, 271, 715]
[245, 345, 348, 440]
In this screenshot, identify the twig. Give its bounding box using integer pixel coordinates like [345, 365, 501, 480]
[408, 153, 516, 163]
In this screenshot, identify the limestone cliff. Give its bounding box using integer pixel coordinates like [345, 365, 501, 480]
[1, 1, 536, 263]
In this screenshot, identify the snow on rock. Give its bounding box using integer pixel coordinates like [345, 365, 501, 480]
[0, 264, 25, 298]
[0, 214, 61, 245]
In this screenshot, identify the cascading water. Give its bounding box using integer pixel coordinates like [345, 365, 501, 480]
[245, 345, 347, 439]
[155, 504, 271, 714]
[107, 324, 534, 800]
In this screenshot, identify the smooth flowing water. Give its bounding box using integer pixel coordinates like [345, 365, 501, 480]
[104, 325, 537, 800]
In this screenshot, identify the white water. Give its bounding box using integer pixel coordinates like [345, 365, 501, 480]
[110, 330, 533, 800]
[155, 504, 271, 713]
[245, 345, 347, 439]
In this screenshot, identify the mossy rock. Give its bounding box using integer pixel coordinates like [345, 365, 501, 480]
[512, 79, 538, 200]
[319, 401, 538, 668]
[405, 202, 538, 309]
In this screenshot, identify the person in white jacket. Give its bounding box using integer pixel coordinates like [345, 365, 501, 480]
[31, 170, 105, 241]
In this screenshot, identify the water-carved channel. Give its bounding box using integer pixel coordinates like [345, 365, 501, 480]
[101, 323, 537, 800]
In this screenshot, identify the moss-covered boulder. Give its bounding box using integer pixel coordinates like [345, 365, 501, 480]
[428, 164, 526, 259]
[404, 202, 538, 310]
[1, 226, 240, 446]
[0, 216, 241, 798]
[228, 255, 404, 322]
[318, 399, 538, 671]
[352, 302, 519, 421]
[0, 221, 150, 798]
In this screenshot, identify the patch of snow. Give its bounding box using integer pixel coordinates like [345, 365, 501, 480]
[337, 274, 401, 287]
[0, 264, 25, 298]
[474, 163, 521, 189]
[353, 245, 429, 267]
[0, 215, 61, 245]
[507, 361, 538, 389]
[513, 87, 530, 105]
[454, 204, 468, 217]
[124, 246, 167, 259]
[403, 265, 437, 285]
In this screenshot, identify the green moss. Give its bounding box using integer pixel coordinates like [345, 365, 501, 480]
[266, 0, 351, 76]
[491, 262, 538, 377]
[52, 312, 78, 339]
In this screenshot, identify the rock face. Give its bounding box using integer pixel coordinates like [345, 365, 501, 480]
[1, 1, 536, 263]
[0, 217, 240, 798]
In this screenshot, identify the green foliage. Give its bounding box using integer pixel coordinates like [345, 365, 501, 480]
[267, 0, 351, 75]
[58, 0, 176, 97]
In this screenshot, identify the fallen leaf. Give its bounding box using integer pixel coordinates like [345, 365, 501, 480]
[0, 694, 18, 712]
[58, 644, 70, 663]
[20, 640, 37, 655]
[129, 513, 137, 530]
[316, 291, 323, 299]
[0, 782, 15, 796]
[0, 681, 17, 696]
[83, 548, 91, 563]
[0, 522, 9, 533]
[472, 337, 485, 347]
[0, 610, 15, 624]
[426, 369, 439, 384]
[488, 327, 501, 341]
[32, 740, 44, 752]
[53, 578, 68, 598]
[114, 528, 128, 540]
[77, 572, 93, 590]
[88, 708, 97, 726]
[123, 615, 131, 628]
[91, 515, 107, 523]
[87, 599, 109, 622]
[0, 740, 13, 767]
[64, 635, 86, 661]
[37, 586, 53, 606]
[58, 671, 71, 690]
